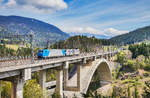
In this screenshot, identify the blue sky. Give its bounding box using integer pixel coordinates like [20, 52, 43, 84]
[0, 0, 150, 38]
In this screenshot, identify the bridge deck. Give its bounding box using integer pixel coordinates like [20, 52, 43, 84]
[0, 51, 117, 79]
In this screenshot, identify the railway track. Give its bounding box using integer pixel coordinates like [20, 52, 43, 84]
[0, 54, 84, 63]
[0, 53, 96, 68]
[0, 58, 32, 62]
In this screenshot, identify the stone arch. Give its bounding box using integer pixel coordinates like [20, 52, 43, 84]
[82, 59, 112, 94]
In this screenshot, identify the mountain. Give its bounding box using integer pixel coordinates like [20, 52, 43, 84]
[68, 32, 110, 39]
[110, 26, 150, 45]
[0, 15, 69, 46]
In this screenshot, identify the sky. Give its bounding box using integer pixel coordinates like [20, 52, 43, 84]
[0, 0, 150, 38]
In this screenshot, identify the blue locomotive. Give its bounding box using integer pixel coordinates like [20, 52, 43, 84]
[37, 49, 80, 58]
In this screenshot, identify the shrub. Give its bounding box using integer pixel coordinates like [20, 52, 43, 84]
[124, 60, 138, 71]
[52, 91, 61, 98]
[144, 65, 150, 71]
[116, 51, 127, 65]
[137, 61, 146, 69]
[1, 81, 11, 98]
[23, 79, 43, 98]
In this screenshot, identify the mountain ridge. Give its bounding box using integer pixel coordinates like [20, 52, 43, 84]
[110, 25, 150, 45]
[0, 15, 69, 46]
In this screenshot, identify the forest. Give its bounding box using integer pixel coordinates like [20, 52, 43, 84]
[129, 43, 150, 58]
[51, 35, 115, 52]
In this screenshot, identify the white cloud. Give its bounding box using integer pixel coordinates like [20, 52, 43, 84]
[104, 28, 128, 36]
[62, 26, 128, 37]
[1, 0, 67, 13]
[5, 0, 17, 7]
[63, 27, 104, 35]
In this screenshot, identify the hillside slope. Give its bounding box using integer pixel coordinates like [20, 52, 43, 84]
[50, 35, 114, 52]
[110, 26, 150, 45]
[0, 15, 69, 46]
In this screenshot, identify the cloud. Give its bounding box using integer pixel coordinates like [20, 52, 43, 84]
[63, 27, 104, 35]
[51, 0, 150, 34]
[5, 0, 17, 6]
[1, 0, 67, 13]
[104, 28, 128, 36]
[62, 26, 128, 37]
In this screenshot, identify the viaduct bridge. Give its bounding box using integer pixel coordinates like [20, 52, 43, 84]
[0, 51, 118, 98]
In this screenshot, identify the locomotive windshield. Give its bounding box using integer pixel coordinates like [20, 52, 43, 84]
[38, 50, 43, 53]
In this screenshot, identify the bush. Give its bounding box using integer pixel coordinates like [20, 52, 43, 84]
[1, 81, 11, 98]
[136, 55, 145, 62]
[144, 65, 150, 71]
[116, 51, 127, 65]
[124, 60, 138, 71]
[23, 79, 43, 98]
[137, 61, 146, 69]
[52, 91, 61, 98]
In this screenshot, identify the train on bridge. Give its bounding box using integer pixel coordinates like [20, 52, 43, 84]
[37, 49, 80, 58]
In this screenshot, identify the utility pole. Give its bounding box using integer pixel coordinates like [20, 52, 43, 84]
[30, 34, 34, 63]
[72, 40, 74, 49]
[47, 40, 49, 49]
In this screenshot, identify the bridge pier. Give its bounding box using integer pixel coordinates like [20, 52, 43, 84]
[93, 56, 96, 61]
[99, 55, 102, 59]
[39, 70, 46, 91]
[64, 61, 81, 91]
[56, 67, 63, 97]
[111, 54, 115, 61]
[108, 54, 111, 61]
[83, 58, 87, 64]
[77, 64, 81, 91]
[11, 77, 24, 98]
[64, 61, 69, 89]
[104, 55, 107, 60]
[105, 54, 112, 61]
[24, 68, 31, 81]
[102, 54, 106, 59]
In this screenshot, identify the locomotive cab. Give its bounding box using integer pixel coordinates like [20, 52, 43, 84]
[37, 49, 50, 58]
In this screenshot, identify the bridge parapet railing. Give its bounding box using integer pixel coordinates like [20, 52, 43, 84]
[0, 51, 118, 68]
[0, 57, 33, 67]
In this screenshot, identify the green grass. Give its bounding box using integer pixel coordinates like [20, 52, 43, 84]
[5, 44, 20, 50]
[0, 44, 27, 51]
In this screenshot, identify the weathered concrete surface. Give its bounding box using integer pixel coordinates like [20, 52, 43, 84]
[64, 64, 80, 92]
[11, 77, 24, 98]
[56, 67, 63, 97]
[39, 70, 46, 91]
[81, 59, 112, 94]
[64, 58, 113, 97]
[45, 81, 56, 88]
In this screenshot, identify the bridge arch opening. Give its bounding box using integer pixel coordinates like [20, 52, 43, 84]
[87, 60, 112, 92]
